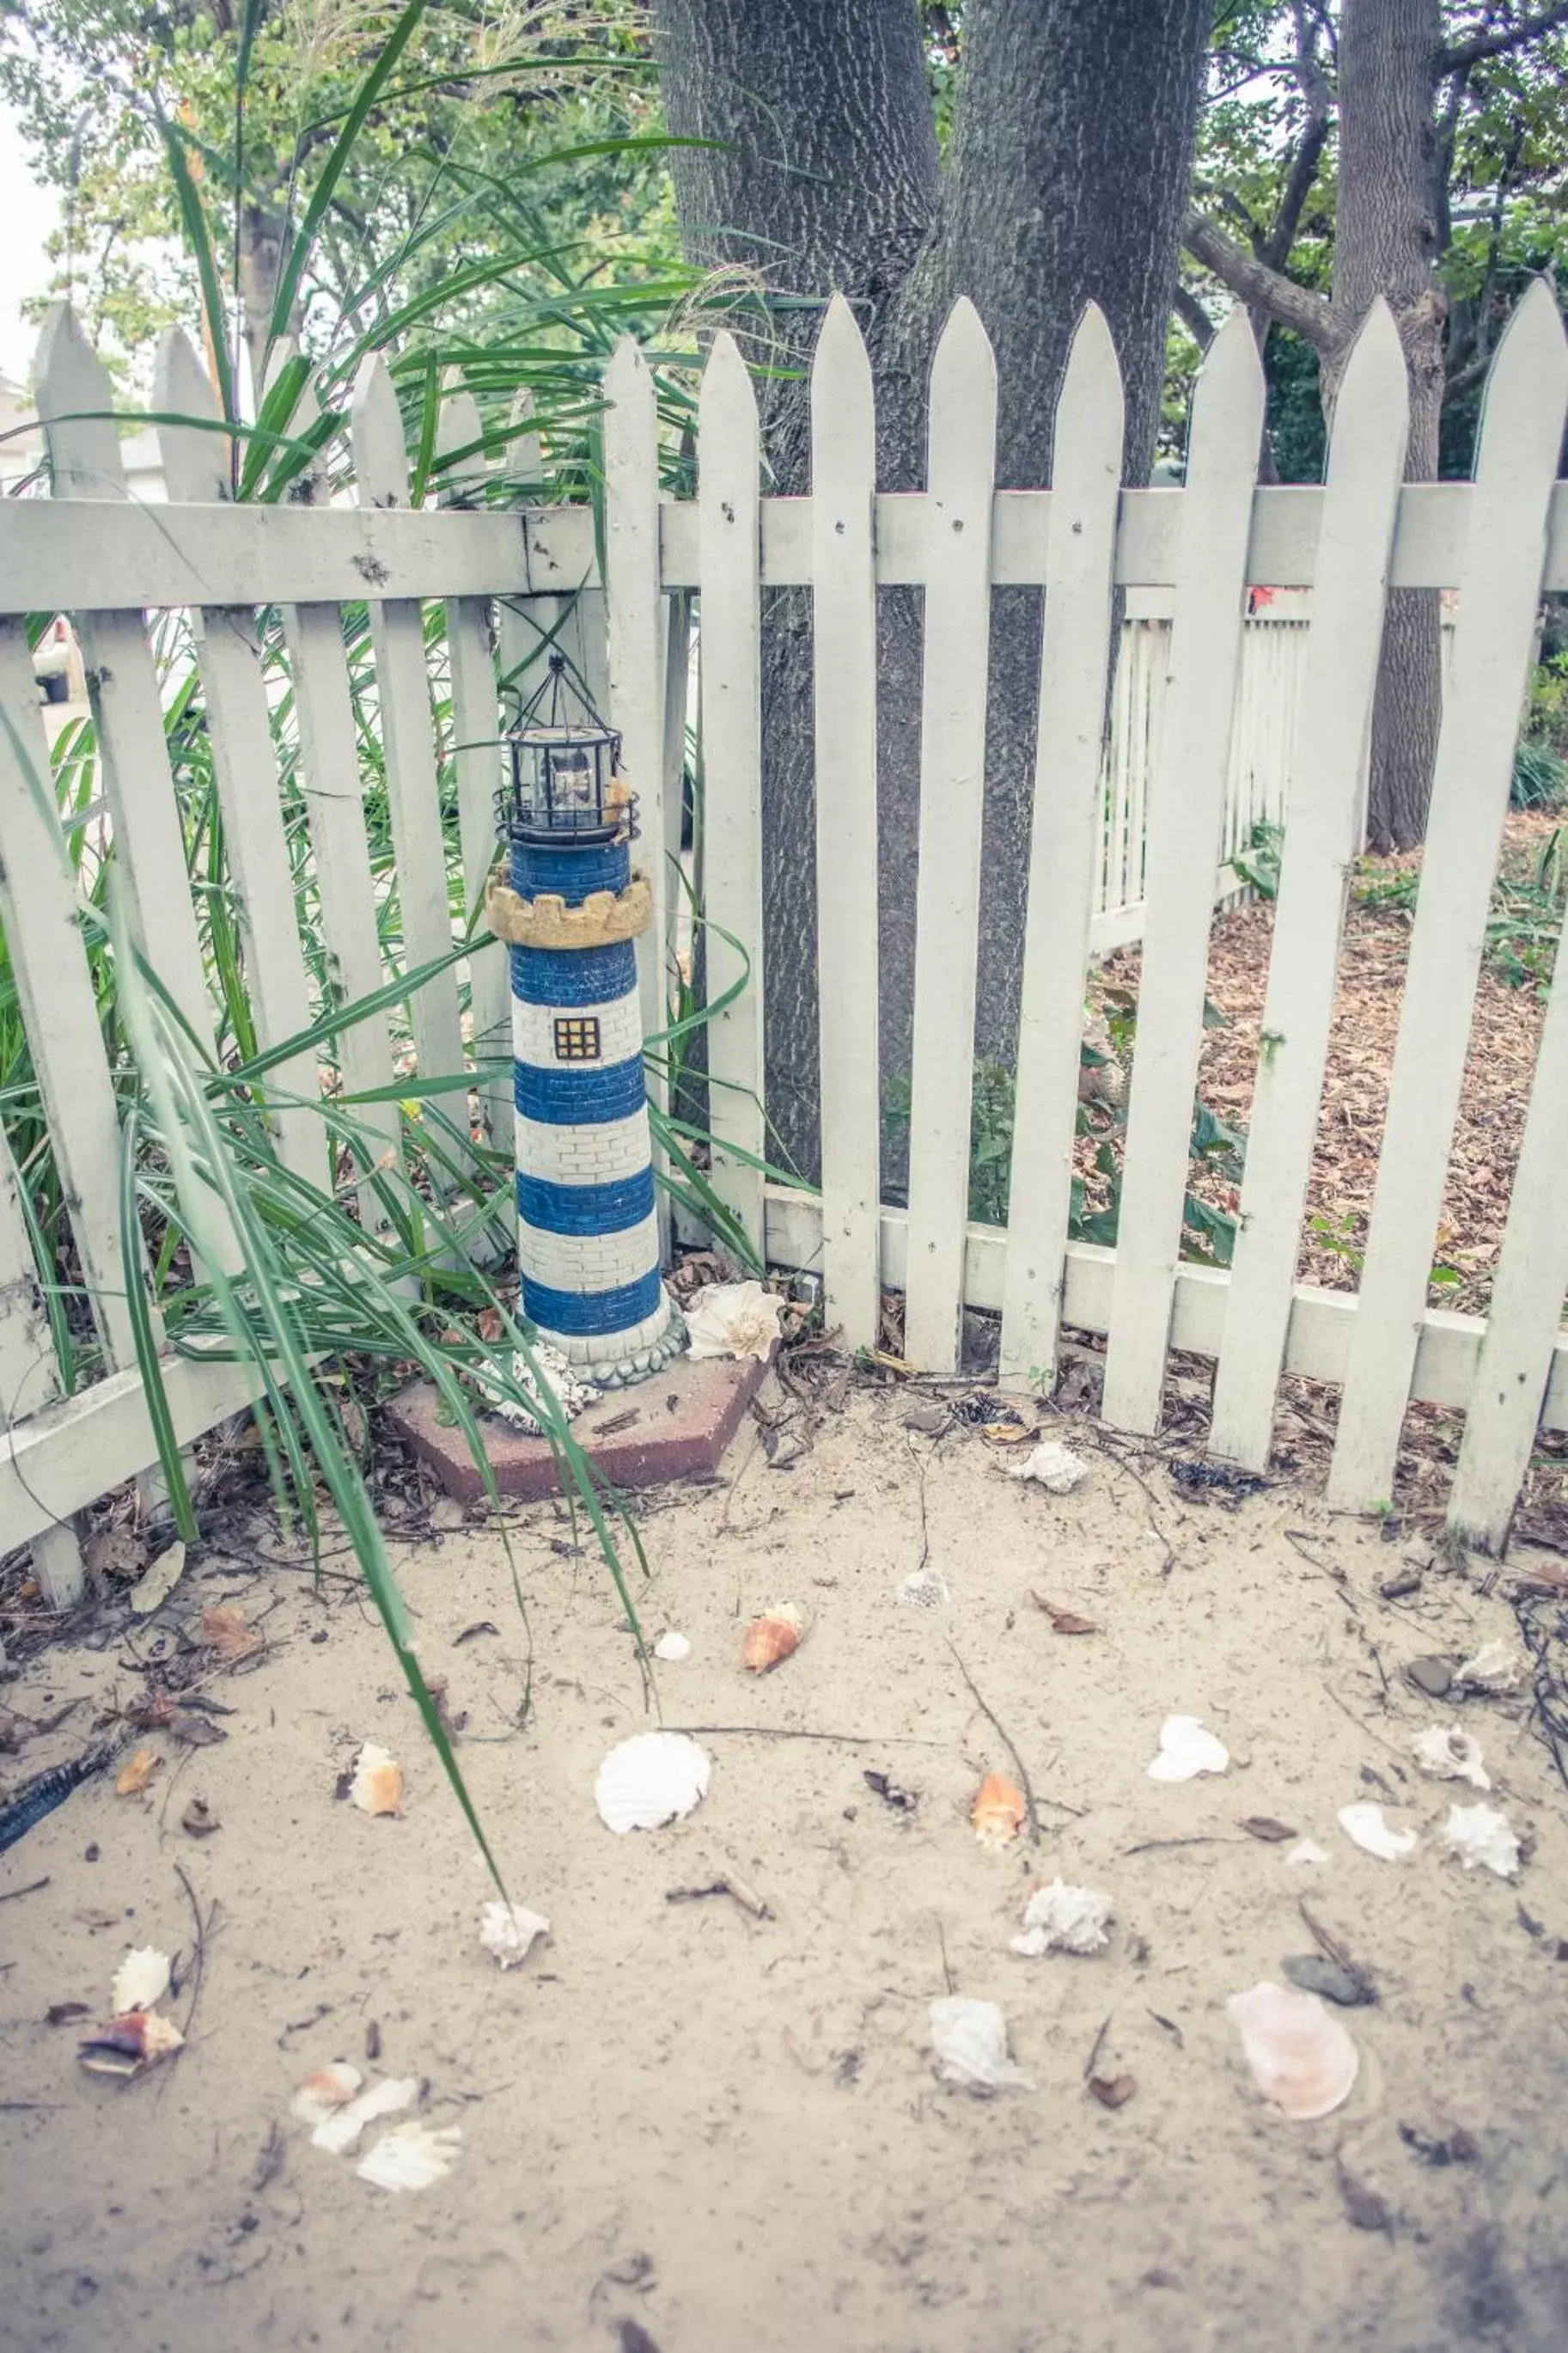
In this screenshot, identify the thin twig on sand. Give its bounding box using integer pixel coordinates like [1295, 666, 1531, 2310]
[946, 1642, 1057, 1841]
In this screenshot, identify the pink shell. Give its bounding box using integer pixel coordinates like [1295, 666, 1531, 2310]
[1228, 1982, 1358, 2120]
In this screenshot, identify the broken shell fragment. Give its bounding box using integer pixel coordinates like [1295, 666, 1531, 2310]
[741, 1604, 802, 1673]
[350, 1743, 403, 1818]
[479, 1902, 551, 1970]
[1285, 1840, 1330, 1867]
[311, 2075, 418, 2154]
[1338, 1802, 1419, 1861]
[1412, 1724, 1490, 1791]
[357, 2120, 462, 2192]
[1010, 1878, 1113, 1957]
[1454, 1640, 1526, 1696]
[290, 2063, 363, 2125]
[594, 1731, 711, 1834]
[894, 1567, 951, 1610]
[1147, 1715, 1229, 1781]
[929, 1996, 1033, 2094]
[1009, 1440, 1089, 1494]
[971, 1769, 1027, 1849]
[78, 2009, 186, 2077]
[653, 1630, 691, 1662]
[111, 1946, 171, 2015]
[1442, 1800, 1520, 1879]
[1227, 1981, 1358, 2121]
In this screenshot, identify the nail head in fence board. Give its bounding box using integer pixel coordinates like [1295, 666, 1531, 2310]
[696, 331, 766, 1258]
[904, 299, 998, 1374]
[602, 336, 671, 1246]
[1209, 302, 1409, 1470]
[1101, 310, 1266, 1433]
[998, 303, 1125, 1385]
[34, 306, 216, 1058]
[351, 358, 468, 1159]
[1329, 280, 1568, 1512]
[810, 295, 882, 1349]
[0, 619, 142, 1369]
[154, 329, 326, 1195]
[436, 382, 511, 1158]
[1449, 914, 1568, 1550]
[0, 1124, 82, 1604]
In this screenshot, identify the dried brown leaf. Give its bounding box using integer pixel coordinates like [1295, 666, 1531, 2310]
[1030, 1593, 1099, 1635]
[1239, 1816, 1298, 1843]
[200, 1604, 262, 1662]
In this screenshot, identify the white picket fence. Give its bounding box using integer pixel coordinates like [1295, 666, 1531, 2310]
[2, 287, 1567, 1613]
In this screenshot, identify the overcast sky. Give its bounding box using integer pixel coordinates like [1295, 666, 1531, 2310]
[0, 97, 61, 385]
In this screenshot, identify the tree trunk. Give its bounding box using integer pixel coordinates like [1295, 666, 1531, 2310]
[236, 198, 296, 400]
[655, 0, 1209, 1176]
[1333, 0, 1447, 850]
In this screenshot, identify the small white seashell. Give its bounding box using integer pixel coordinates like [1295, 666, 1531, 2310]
[311, 2076, 419, 2155]
[653, 1630, 691, 1661]
[479, 1902, 551, 1970]
[356, 2121, 462, 2192]
[594, 1731, 711, 1834]
[290, 2063, 363, 2124]
[1146, 1714, 1229, 1781]
[1228, 1981, 1358, 2120]
[1338, 1801, 1419, 1861]
[1010, 1878, 1113, 1958]
[111, 1947, 171, 2015]
[1442, 1800, 1520, 1879]
[929, 1996, 1033, 2094]
[684, 1280, 784, 1363]
[894, 1567, 952, 1610]
[1454, 1639, 1526, 1696]
[1009, 1441, 1089, 1494]
[1285, 1839, 1330, 1867]
[1412, 1724, 1491, 1790]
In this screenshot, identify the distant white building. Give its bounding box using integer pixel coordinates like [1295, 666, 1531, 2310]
[0, 369, 165, 499]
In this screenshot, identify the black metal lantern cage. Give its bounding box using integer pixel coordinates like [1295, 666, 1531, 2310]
[495, 652, 634, 846]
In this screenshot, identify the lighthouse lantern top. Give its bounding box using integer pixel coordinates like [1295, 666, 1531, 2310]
[498, 653, 629, 846]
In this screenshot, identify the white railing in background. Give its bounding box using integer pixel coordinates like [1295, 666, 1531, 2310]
[2, 289, 1566, 1612]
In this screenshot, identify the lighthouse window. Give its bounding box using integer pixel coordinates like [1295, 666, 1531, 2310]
[553, 1016, 601, 1061]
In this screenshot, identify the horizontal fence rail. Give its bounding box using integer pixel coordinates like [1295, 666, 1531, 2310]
[2, 284, 1566, 1578]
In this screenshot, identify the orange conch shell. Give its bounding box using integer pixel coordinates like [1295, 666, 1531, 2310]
[741, 1605, 802, 1674]
[350, 1742, 403, 1817]
[971, 1770, 1026, 1849]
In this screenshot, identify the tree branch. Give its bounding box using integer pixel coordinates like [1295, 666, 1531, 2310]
[1173, 283, 1216, 351]
[1183, 210, 1336, 349]
[1262, 0, 1333, 270]
[1438, 2, 1568, 74]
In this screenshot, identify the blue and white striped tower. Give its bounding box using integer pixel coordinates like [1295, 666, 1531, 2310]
[491, 665, 681, 1389]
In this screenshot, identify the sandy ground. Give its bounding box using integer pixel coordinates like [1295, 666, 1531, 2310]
[4, 1387, 1568, 2353]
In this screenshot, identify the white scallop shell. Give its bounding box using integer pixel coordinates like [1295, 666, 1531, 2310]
[1228, 1981, 1358, 2120]
[684, 1280, 784, 1363]
[1146, 1714, 1229, 1780]
[111, 1946, 171, 2015]
[1442, 1800, 1520, 1879]
[1338, 1800, 1419, 1861]
[653, 1630, 691, 1661]
[594, 1731, 711, 1834]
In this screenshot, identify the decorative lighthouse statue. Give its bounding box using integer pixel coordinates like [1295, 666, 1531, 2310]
[488, 655, 682, 1390]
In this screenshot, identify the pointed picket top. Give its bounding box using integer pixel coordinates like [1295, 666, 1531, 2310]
[351, 353, 411, 509]
[700, 327, 758, 431]
[928, 295, 996, 436]
[811, 290, 875, 440]
[1330, 297, 1409, 449]
[435, 374, 486, 504]
[604, 329, 656, 424]
[1051, 302, 1125, 498]
[34, 302, 125, 500]
[1473, 272, 1568, 480]
[154, 327, 232, 505]
[507, 386, 544, 498]
[1182, 303, 1266, 489]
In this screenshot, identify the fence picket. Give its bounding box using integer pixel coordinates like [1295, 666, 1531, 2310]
[602, 337, 671, 1244]
[436, 385, 510, 1158]
[351, 359, 468, 1161]
[811, 296, 882, 1348]
[1209, 303, 1408, 1468]
[0, 1123, 82, 1604]
[154, 329, 326, 1194]
[1101, 311, 1266, 1432]
[1329, 280, 1568, 1509]
[999, 304, 1125, 1384]
[271, 351, 400, 1240]
[695, 332, 766, 1258]
[903, 302, 998, 1373]
[34, 307, 214, 1052]
[1448, 915, 1568, 1549]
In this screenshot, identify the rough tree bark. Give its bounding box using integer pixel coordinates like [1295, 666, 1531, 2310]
[655, 0, 1210, 1178]
[1186, 0, 1568, 850]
